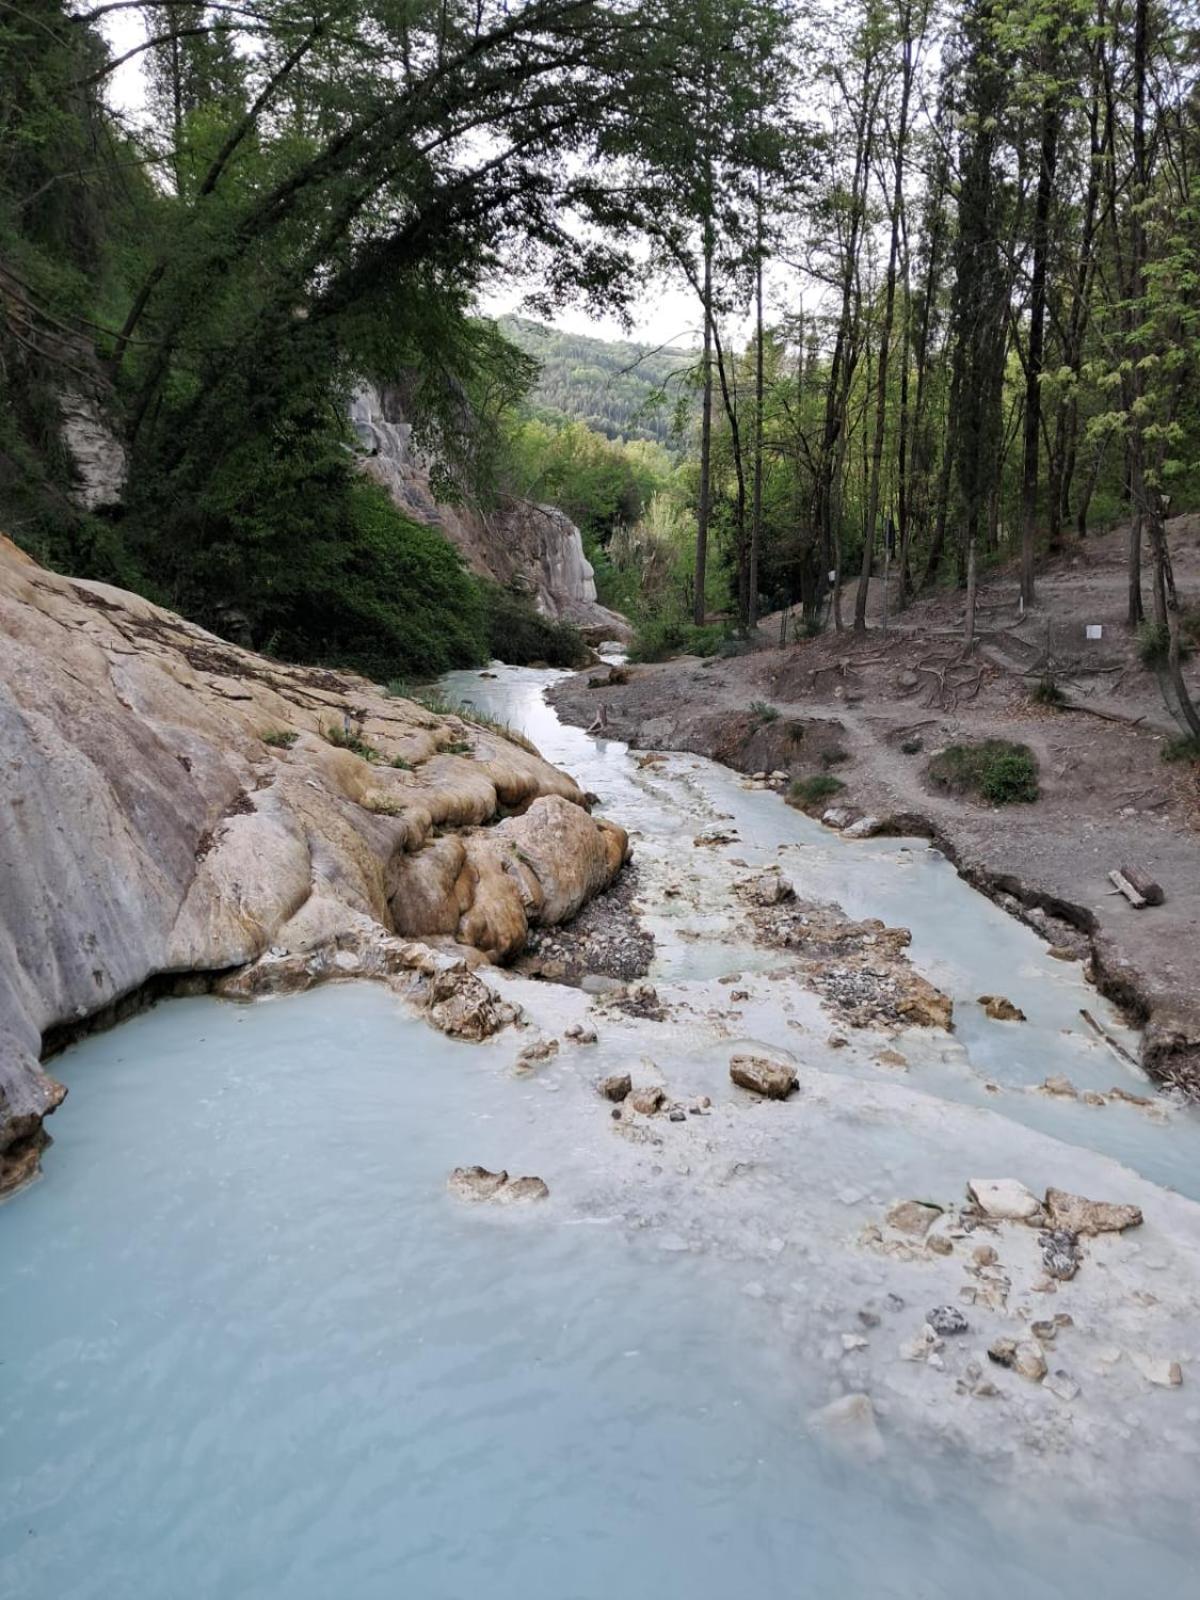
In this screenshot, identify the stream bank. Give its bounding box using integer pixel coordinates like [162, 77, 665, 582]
[547, 606, 1200, 1093]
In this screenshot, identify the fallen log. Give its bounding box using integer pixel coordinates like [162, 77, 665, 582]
[1118, 864, 1165, 906]
[1108, 868, 1147, 908]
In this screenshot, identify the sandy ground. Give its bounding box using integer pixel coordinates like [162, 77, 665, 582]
[550, 519, 1200, 1089]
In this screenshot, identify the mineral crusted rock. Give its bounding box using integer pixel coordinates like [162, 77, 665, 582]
[599, 1072, 633, 1103]
[927, 1305, 969, 1336]
[735, 868, 794, 906]
[886, 1200, 943, 1237]
[843, 816, 882, 840]
[447, 1166, 548, 1203]
[0, 537, 628, 1189]
[978, 995, 1027, 1022]
[966, 1178, 1044, 1223]
[1130, 1353, 1183, 1387]
[448, 1166, 510, 1201]
[729, 1054, 799, 1100]
[627, 1085, 666, 1115]
[988, 1338, 1047, 1381]
[1044, 1187, 1144, 1236]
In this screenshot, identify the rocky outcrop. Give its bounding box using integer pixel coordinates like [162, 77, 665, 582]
[349, 383, 630, 641]
[58, 388, 128, 512]
[0, 537, 628, 1189]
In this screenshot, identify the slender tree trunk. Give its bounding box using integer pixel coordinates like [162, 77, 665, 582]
[855, 16, 914, 632]
[1020, 73, 1060, 606]
[694, 230, 714, 627]
[750, 167, 765, 628]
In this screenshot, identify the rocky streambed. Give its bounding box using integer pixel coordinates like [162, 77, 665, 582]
[5, 616, 1200, 1592]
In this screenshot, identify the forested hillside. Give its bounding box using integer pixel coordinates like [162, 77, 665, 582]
[499, 317, 697, 447]
[2, 0, 1199, 731]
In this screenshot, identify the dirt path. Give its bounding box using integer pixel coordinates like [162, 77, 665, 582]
[551, 520, 1200, 1090]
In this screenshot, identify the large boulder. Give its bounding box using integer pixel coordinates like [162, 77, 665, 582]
[0, 538, 627, 1190]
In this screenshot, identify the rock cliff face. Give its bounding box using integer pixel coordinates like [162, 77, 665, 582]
[348, 384, 630, 641]
[0, 538, 628, 1191]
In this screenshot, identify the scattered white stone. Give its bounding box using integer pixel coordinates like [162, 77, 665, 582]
[843, 815, 882, 840]
[967, 1178, 1044, 1223]
[1046, 1371, 1081, 1402]
[821, 807, 855, 830]
[1131, 1353, 1183, 1388]
[842, 1332, 869, 1352]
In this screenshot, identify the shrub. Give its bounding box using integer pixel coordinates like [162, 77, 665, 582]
[1032, 676, 1066, 708]
[927, 740, 1039, 804]
[788, 774, 845, 809]
[443, 738, 474, 755]
[1161, 735, 1200, 764]
[323, 722, 379, 761]
[1136, 621, 1192, 667]
[480, 583, 589, 668]
[750, 700, 780, 725]
[390, 755, 414, 770]
[245, 481, 490, 681]
[900, 737, 923, 755]
[262, 729, 298, 748]
[821, 747, 850, 768]
[629, 615, 726, 663]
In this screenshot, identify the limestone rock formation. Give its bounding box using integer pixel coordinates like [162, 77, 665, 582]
[729, 1054, 798, 1100]
[349, 384, 630, 641]
[0, 538, 628, 1189]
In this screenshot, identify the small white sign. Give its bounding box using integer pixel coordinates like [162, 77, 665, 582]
[828, 570, 837, 583]
[1086, 624, 1103, 640]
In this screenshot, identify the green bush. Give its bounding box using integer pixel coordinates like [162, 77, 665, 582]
[1136, 621, 1193, 668]
[479, 583, 589, 667]
[1161, 735, 1200, 764]
[323, 722, 380, 761]
[1032, 676, 1066, 708]
[927, 740, 1039, 804]
[629, 615, 726, 663]
[788, 774, 845, 809]
[262, 729, 298, 748]
[750, 700, 780, 725]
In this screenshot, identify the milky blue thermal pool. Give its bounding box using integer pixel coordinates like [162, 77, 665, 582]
[4, 663, 1200, 1598]
[4, 987, 1199, 1600]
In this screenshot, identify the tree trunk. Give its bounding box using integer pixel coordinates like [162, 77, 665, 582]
[694, 230, 714, 627]
[1020, 75, 1060, 607]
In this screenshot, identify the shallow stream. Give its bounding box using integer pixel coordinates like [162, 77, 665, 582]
[3, 663, 1199, 1598]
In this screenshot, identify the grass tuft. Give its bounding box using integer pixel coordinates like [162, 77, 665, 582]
[927, 739, 1039, 805]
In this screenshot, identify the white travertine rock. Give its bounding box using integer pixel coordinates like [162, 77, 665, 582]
[0, 536, 627, 1188]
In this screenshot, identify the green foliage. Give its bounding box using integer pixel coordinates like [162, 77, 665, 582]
[1161, 736, 1200, 764]
[749, 700, 780, 725]
[262, 729, 298, 748]
[629, 616, 726, 663]
[390, 755, 414, 770]
[479, 583, 589, 668]
[323, 722, 380, 762]
[821, 748, 850, 769]
[1137, 621, 1192, 668]
[900, 737, 923, 755]
[500, 318, 697, 448]
[928, 741, 1040, 805]
[1032, 676, 1066, 708]
[788, 775, 845, 809]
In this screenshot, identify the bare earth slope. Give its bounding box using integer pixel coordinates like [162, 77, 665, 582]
[0, 538, 627, 1190]
[550, 521, 1200, 1089]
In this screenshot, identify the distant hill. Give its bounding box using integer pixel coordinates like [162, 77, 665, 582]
[499, 316, 698, 448]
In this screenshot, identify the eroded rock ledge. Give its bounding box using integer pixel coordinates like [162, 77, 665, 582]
[0, 538, 627, 1190]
